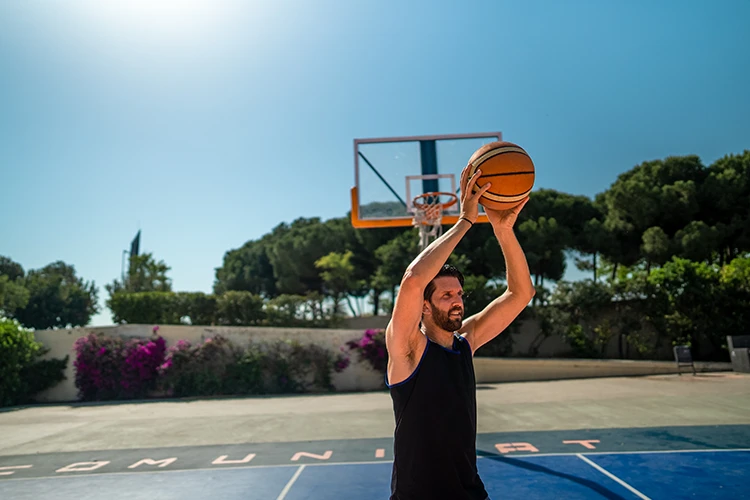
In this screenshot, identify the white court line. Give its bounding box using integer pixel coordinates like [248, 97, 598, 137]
[576, 454, 651, 500]
[477, 447, 750, 459]
[0, 465, 33, 476]
[276, 464, 306, 500]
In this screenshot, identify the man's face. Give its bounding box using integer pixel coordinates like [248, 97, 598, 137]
[426, 276, 465, 332]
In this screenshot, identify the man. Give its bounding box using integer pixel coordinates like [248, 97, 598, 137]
[385, 164, 535, 500]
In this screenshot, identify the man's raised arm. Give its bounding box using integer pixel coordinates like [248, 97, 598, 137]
[385, 166, 490, 358]
[462, 197, 535, 354]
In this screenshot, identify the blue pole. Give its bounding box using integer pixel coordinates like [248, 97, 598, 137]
[420, 140, 438, 194]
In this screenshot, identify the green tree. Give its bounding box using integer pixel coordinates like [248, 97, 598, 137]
[641, 226, 672, 270]
[0, 276, 29, 317]
[642, 258, 724, 358]
[522, 189, 600, 245]
[575, 217, 614, 281]
[352, 225, 409, 314]
[700, 150, 750, 264]
[548, 279, 616, 358]
[315, 250, 363, 316]
[0, 256, 29, 316]
[451, 222, 499, 279]
[372, 230, 420, 312]
[13, 262, 99, 329]
[106, 253, 172, 295]
[517, 217, 568, 303]
[0, 256, 25, 281]
[321, 218, 373, 315]
[266, 217, 348, 295]
[214, 236, 278, 297]
[675, 221, 720, 263]
[718, 256, 750, 343]
[216, 291, 266, 326]
[461, 274, 502, 317]
[597, 155, 706, 272]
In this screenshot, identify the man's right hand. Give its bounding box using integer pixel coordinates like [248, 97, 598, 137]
[459, 164, 492, 223]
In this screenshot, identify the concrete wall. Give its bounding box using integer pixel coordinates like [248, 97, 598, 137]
[342, 313, 661, 359]
[473, 357, 731, 384]
[32, 323, 732, 404]
[32, 324, 383, 404]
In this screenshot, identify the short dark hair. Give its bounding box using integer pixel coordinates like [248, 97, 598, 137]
[423, 264, 465, 302]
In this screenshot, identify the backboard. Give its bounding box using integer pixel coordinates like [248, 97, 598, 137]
[350, 132, 502, 228]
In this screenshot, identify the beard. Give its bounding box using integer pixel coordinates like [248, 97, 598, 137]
[430, 303, 464, 332]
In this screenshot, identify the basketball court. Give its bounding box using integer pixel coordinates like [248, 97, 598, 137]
[1, 422, 748, 499]
[2, 374, 749, 499]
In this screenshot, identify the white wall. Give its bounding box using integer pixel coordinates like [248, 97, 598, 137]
[33, 324, 384, 403]
[31, 323, 733, 404]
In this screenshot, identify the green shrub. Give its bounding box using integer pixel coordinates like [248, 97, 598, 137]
[157, 336, 238, 397]
[224, 345, 265, 394]
[259, 339, 340, 393]
[265, 294, 309, 326]
[156, 335, 346, 398]
[533, 256, 750, 361]
[108, 290, 343, 328]
[108, 292, 181, 324]
[265, 293, 341, 328]
[216, 291, 265, 326]
[0, 317, 67, 407]
[547, 279, 618, 358]
[178, 292, 217, 325]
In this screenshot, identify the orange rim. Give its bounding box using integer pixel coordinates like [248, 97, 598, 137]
[350, 186, 489, 228]
[412, 192, 458, 211]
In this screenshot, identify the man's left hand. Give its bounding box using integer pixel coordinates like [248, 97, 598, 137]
[484, 196, 530, 233]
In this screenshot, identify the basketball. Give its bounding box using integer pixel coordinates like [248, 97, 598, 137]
[467, 141, 535, 210]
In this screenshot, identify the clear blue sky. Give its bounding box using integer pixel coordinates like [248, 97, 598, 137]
[1, 0, 748, 327]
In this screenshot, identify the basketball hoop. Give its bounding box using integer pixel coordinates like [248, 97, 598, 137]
[412, 192, 458, 250]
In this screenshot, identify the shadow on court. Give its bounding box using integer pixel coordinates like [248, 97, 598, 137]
[477, 450, 629, 500]
[640, 428, 728, 450]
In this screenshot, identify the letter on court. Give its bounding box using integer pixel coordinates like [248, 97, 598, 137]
[291, 451, 333, 461]
[213, 453, 257, 465]
[128, 458, 178, 469]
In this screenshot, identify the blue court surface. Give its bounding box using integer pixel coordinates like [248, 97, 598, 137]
[1, 425, 749, 499]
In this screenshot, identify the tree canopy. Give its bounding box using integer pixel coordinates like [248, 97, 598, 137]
[210, 150, 750, 314]
[3, 149, 747, 332]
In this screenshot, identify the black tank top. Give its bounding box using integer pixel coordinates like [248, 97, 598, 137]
[387, 333, 488, 500]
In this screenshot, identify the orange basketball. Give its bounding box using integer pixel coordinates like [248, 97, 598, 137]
[467, 141, 535, 210]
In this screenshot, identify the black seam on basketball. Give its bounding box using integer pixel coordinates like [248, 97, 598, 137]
[479, 171, 535, 178]
[473, 187, 532, 200]
[472, 184, 533, 196]
[484, 190, 531, 198]
[482, 150, 527, 156]
[472, 148, 529, 166]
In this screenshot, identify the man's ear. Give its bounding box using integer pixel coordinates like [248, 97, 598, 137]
[422, 300, 431, 316]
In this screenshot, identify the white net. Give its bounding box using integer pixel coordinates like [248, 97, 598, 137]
[412, 192, 456, 250]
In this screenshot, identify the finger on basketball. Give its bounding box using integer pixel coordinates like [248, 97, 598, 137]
[467, 168, 482, 193]
[476, 182, 492, 197]
[460, 165, 472, 194]
[515, 196, 530, 211]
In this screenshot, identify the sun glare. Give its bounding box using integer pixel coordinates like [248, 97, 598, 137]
[73, 0, 242, 43]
